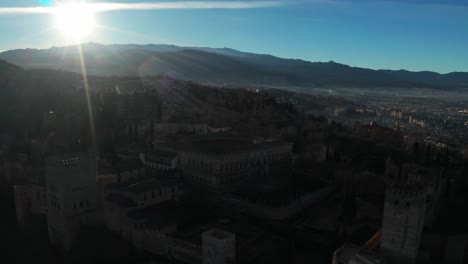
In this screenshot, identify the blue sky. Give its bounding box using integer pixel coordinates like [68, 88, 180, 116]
[0, 0, 467, 73]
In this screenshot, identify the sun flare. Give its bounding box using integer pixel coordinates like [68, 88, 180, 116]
[54, 3, 95, 39]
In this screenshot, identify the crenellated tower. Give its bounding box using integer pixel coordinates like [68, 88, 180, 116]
[381, 163, 432, 264]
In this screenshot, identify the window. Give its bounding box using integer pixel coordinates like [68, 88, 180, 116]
[426, 195, 432, 204]
[37, 192, 41, 201]
[151, 191, 155, 199]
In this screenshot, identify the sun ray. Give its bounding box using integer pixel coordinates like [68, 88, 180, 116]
[76, 42, 97, 152]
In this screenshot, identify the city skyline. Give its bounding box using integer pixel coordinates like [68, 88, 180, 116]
[0, 0, 467, 74]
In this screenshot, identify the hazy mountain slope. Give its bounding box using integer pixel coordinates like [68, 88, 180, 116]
[0, 60, 90, 133]
[1, 43, 467, 88]
[0, 46, 307, 85]
[232, 54, 403, 86]
[380, 69, 468, 87]
[0, 58, 22, 79]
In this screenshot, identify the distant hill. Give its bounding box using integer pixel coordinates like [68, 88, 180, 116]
[379, 69, 468, 88]
[0, 58, 21, 71]
[0, 59, 94, 133]
[0, 58, 22, 78]
[1, 43, 467, 89]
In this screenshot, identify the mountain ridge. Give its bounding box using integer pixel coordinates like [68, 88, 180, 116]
[1, 43, 467, 89]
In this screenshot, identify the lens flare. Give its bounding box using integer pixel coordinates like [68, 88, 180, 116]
[39, 0, 53, 6]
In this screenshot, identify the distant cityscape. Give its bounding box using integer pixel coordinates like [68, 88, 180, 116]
[267, 86, 468, 147]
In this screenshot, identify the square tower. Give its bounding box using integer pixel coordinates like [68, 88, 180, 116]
[202, 229, 236, 264]
[381, 164, 430, 264]
[46, 152, 97, 249]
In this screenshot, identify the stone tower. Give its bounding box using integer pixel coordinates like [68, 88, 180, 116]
[381, 163, 429, 264]
[46, 151, 98, 249]
[202, 229, 236, 264]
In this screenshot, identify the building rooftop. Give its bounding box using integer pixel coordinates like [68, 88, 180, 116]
[148, 149, 178, 159]
[333, 243, 384, 264]
[127, 177, 180, 193]
[161, 119, 208, 125]
[108, 172, 181, 194]
[334, 243, 361, 264]
[98, 159, 142, 175]
[160, 133, 291, 156]
[231, 186, 314, 207]
[126, 201, 187, 228]
[115, 143, 143, 156]
[206, 229, 233, 240]
[106, 192, 137, 208]
[46, 152, 95, 168]
[170, 211, 263, 246]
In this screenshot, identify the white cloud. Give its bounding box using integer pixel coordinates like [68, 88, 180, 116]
[0, 1, 285, 14]
[93, 1, 285, 11]
[0, 6, 51, 14]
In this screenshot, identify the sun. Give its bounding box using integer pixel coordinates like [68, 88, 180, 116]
[54, 3, 96, 39]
